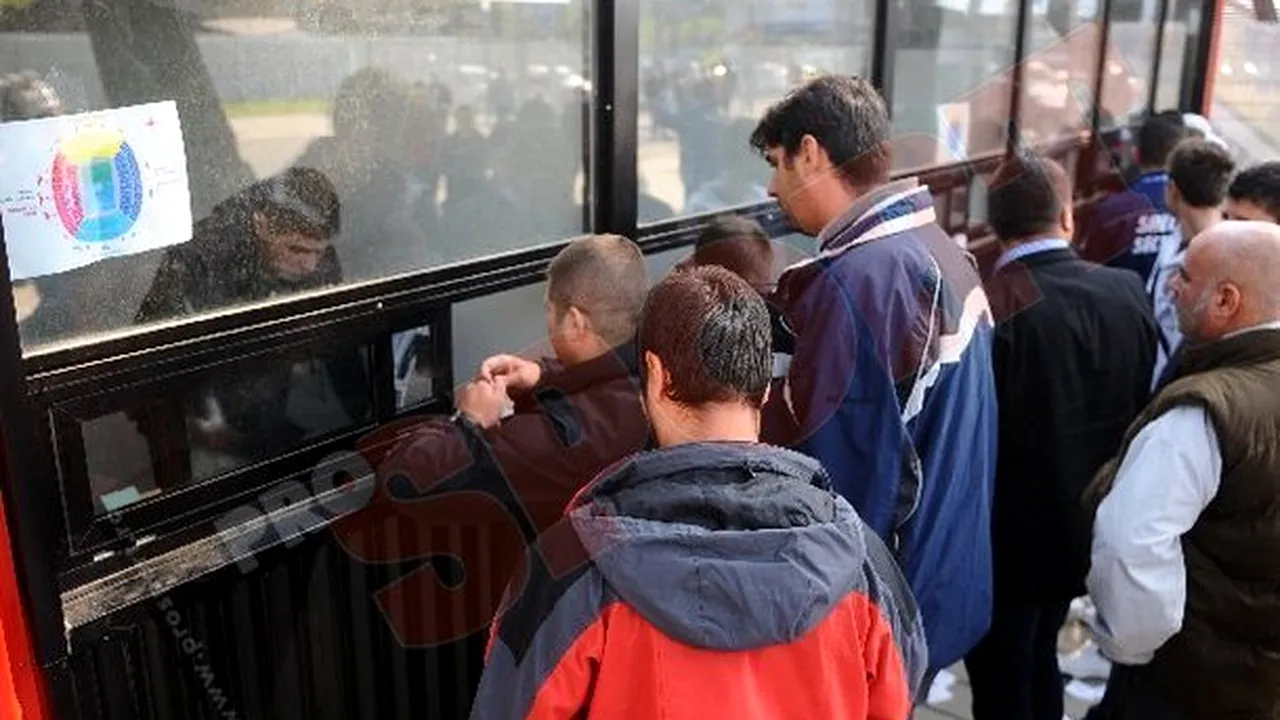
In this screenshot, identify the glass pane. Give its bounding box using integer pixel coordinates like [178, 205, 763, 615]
[452, 281, 550, 382]
[636, 0, 875, 223]
[1100, 0, 1160, 125]
[3, 1, 590, 353]
[1018, 0, 1103, 145]
[82, 411, 159, 515]
[1211, 0, 1280, 160]
[891, 0, 1019, 171]
[1154, 0, 1200, 110]
[79, 342, 373, 514]
[392, 323, 446, 412]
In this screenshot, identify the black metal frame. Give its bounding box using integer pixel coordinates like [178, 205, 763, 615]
[0, 0, 1230, 714]
[871, 0, 899, 112]
[1149, 0, 1174, 112]
[1190, 0, 1225, 112]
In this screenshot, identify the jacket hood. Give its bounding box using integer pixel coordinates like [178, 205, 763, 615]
[567, 442, 869, 651]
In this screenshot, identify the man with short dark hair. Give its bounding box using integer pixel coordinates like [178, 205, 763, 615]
[687, 215, 774, 294]
[471, 265, 927, 719]
[1150, 139, 1236, 387]
[137, 166, 344, 320]
[1225, 161, 1280, 223]
[751, 74, 997, 684]
[134, 166, 365, 464]
[1079, 112, 1187, 286]
[338, 235, 651, 648]
[679, 215, 795, 366]
[973, 152, 1156, 720]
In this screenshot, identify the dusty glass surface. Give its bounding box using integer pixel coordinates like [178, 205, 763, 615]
[2, 0, 590, 352]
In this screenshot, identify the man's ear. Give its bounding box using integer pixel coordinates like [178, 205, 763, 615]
[797, 134, 825, 171]
[564, 305, 591, 341]
[643, 350, 666, 397]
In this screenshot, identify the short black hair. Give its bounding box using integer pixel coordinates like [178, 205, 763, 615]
[547, 234, 648, 347]
[1228, 162, 1280, 221]
[639, 265, 771, 408]
[750, 74, 891, 188]
[988, 151, 1072, 241]
[1137, 112, 1188, 168]
[256, 166, 341, 240]
[692, 216, 774, 291]
[1168, 138, 1236, 208]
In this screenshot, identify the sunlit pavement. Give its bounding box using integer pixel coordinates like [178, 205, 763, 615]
[914, 661, 1103, 720]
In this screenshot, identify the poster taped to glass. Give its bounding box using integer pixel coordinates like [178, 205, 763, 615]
[0, 100, 192, 280]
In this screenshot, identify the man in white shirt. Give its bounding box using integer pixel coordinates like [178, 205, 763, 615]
[1086, 220, 1280, 719]
[1148, 138, 1235, 390]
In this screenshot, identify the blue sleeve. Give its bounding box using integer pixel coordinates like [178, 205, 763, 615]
[781, 265, 918, 542]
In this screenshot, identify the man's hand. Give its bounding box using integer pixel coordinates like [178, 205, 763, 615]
[454, 378, 510, 429]
[477, 354, 542, 392]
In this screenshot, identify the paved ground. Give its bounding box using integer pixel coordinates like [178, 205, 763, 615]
[916, 662, 1102, 720]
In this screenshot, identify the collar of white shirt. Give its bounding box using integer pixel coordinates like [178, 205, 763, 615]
[993, 237, 1071, 274]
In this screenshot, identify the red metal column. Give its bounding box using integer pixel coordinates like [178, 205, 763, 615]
[0, 487, 48, 720]
[1202, 0, 1228, 114]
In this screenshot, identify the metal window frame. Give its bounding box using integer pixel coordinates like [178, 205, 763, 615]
[1149, 0, 1174, 112]
[1192, 0, 1227, 113]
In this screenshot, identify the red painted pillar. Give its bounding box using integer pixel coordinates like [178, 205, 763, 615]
[0, 490, 48, 720]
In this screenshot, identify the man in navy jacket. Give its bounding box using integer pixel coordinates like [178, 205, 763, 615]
[1078, 112, 1186, 286]
[753, 74, 997, 685]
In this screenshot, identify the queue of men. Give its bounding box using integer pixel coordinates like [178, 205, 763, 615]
[345, 75, 1280, 720]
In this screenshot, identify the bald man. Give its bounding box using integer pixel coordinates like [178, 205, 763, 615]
[1085, 221, 1280, 719]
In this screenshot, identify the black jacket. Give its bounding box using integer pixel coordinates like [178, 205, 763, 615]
[984, 247, 1156, 600]
[135, 183, 367, 461]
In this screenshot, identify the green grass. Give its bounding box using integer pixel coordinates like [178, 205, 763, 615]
[223, 98, 330, 118]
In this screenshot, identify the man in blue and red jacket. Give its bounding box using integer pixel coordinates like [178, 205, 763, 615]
[1077, 111, 1187, 287]
[472, 265, 927, 719]
[751, 74, 997, 685]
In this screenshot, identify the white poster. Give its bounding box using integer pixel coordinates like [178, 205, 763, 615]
[0, 101, 192, 280]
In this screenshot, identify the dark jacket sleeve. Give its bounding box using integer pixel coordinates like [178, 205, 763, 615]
[472, 531, 606, 720]
[135, 247, 203, 324]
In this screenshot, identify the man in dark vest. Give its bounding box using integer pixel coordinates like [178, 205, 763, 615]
[971, 152, 1156, 720]
[1087, 220, 1280, 719]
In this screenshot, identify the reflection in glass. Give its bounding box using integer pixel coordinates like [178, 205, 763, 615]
[1018, 0, 1102, 144]
[82, 411, 159, 515]
[78, 341, 372, 514]
[393, 324, 444, 411]
[1154, 0, 1203, 111]
[891, 0, 1018, 170]
[1099, 0, 1159, 124]
[184, 344, 372, 482]
[637, 0, 873, 222]
[2, 0, 590, 352]
[1210, 0, 1280, 160]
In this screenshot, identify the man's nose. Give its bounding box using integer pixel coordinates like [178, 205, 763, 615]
[300, 252, 323, 275]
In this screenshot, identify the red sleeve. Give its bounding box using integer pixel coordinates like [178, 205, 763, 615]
[862, 601, 914, 720]
[522, 611, 607, 719]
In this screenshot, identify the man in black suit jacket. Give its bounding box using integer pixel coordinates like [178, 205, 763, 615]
[966, 151, 1157, 720]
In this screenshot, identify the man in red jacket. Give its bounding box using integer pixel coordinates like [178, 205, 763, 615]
[471, 265, 926, 720]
